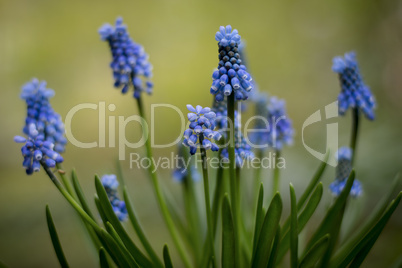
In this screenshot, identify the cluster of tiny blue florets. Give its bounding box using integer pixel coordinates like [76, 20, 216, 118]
[329, 147, 362, 197]
[221, 132, 254, 167]
[332, 52, 376, 120]
[14, 124, 64, 175]
[99, 17, 153, 99]
[21, 79, 67, 153]
[263, 97, 294, 150]
[183, 105, 221, 155]
[210, 25, 253, 101]
[101, 174, 128, 221]
[211, 100, 254, 166]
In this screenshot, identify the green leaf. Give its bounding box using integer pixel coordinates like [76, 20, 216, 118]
[304, 171, 355, 254]
[252, 184, 264, 256]
[123, 187, 163, 267]
[338, 192, 402, 267]
[289, 184, 298, 268]
[46, 205, 69, 268]
[221, 195, 235, 268]
[281, 155, 328, 233]
[277, 183, 323, 263]
[98, 228, 134, 268]
[163, 245, 174, 268]
[299, 235, 330, 268]
[267, 225, 281, 268]
[99, 248, 110, 268]
[330, 176, 400, 267]
[251, 193, 282, 268]
[71, 169, 96, 220]
[95, 175, 153, 268]
[105, 222, 139, 268]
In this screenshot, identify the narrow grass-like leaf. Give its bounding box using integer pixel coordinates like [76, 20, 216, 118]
[281, 156, 328, 234]
[252, 184, 264, 256]
[123, 187, 163, 267]
[299, 235, 330, 268]
[95, 176, 154, 268]
[267, 225, 281, 268]
[251, 193, 282, 268]
[330, 176, 400, 267]
[98, 228, 134, 268]
[277, 183, 323, 263]
[99, 248, 109, 268]
[71, 169, 96, 220]
[46, 205, 69, 268]
[339, 192, 401, 267]
[105, 222, 139, 268]
[221, 195, 235, 268]
[163, 245, 174, 268]
[304, 170, 355, 253]
[289, 184, 298, 268]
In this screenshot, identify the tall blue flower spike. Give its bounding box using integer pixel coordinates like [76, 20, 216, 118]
[172, 143, 200, 182]
[99, 17, 153, 99]
[329, 147, 362, 197]
[332, 52, 376, 120]
[183, 105, 221, 155]
[265, 97, 294, 150]
[101, 174, 128, 221]
[14, 124, 64, 175]
[21, 79, 67, 153]
[210, 25, 253, 101]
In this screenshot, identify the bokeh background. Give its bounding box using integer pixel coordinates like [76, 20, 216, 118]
[1, 0, 402, 267]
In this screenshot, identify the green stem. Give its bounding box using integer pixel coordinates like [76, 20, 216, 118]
[272, 150, 281, 196]
[350, 108, 360, 165]
[40, 162, 100, 232]
[227, 93, 240, 267]
[212, 155, 224, 236]
[200, 135, 215, 266]
[135, 97, 191, 268]
[56, 163, 75, 197]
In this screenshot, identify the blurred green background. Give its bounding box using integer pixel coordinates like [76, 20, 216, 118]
[1, 0, 402, 267]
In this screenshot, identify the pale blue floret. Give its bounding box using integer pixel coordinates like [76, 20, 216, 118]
[183, 105, 221, 155]
[101, 174, 128, 221]
[332, 52, 376, 120]
[99, 17, 153, 99]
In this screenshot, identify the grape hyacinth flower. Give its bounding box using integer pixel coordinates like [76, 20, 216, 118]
[221, 131, 254, 167]
[329, 147, 362, 197]
[212, 98, 241, 132]
[21, 79, 67, 153]
[210, 25, 253, 101]
[99, 17, 153, 99]
[183, 105, 221, 155]
[101, 174, 128, 221]
[14, 124, 64, 175]
[332, 52, 376, 120]
[265, 96, 294, 150]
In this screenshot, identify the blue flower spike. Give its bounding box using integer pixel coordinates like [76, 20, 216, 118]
[329, 147, 362, 198]
[266, 97, 294, 150]
[332, 52, 376, 120]
[211, 25, 253, 101]
[101, 174, 128, 221]
[14, 124, 64, 175]
[21, 79, 67, 153]
[99, 17, 153, 99]
[183, 105, 221, 155]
